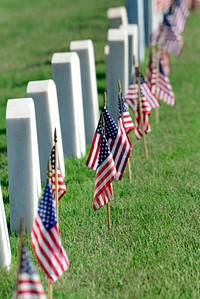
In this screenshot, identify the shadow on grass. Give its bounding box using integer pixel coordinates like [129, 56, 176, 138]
[0, 128, 6, 135]
[96, 70, 105, 80]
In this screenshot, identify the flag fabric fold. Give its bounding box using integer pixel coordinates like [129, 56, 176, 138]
[118, 94, 134, 135]
[50, 146, 67, 200]
[125, 87, 151, 140]
[102, 107, 132, 180]
[151, 7, 184, 56]
[173, 0, 189, 34]
[151, 60, 175, 106]
[86, 107, 132, 181]
[126, 74, 160, 110]
[15, 243, 47, 299]
[30, 180, 69, 284]
[93, 133, 116, 211]
[156, 0, 172, 12]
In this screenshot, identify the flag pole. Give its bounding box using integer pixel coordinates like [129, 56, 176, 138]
[151, 43, 159, 125]
[103, 92, 111, 230]
[132, 55, 136, 85]
[14, 218, 25, 299]
[54, 128, 59, 224]
[155, 49, 159, 125]
[47, 161, 53, 299]
[118, 79, 132, 182]
[136, 67, 148, 160]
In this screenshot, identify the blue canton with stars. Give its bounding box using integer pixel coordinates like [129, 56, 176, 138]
[97, 135, 110, 168]
[20, 244, 36, 274]
[38, 180, 57, 231]
[96, 118, 103, 135]
[159, 60, 165, 75]
[118, 95, 128, 118]
[102, 107, 118, 139]
[163, 7, 173, 28]
[50, 146, 56, 170]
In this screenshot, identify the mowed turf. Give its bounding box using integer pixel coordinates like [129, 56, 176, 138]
[0, 1, 200, 298]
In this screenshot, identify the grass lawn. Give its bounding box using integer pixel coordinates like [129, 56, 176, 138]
[0, 1, 200, 298]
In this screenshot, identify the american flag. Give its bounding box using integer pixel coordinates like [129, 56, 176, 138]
[30, 180, 69, 283]
[151, 8, 184, 56]
[151, 60, 175, 106]
[86, 119, 102, 171]
[125, 74, 160, 110]
[173, 0, 189, 34]
[103, 107, 132, 180]
[86, 107, 132, 181]
[50, 146, 66, 200]
[93, 134, 116, 211]
[15, 243, 47, 299]
[118, 94, 134, 135]
[159, 48, 170, 77]
[156, 0, 172, 11]
[125, 88, 151, 140]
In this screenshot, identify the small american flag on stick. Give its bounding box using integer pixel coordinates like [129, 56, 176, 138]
[151, 8, 184, 56]
[86, 107, 132, 181]
[103, 107, 132, 180]
[31, 180, 69, 283]
[151, 60, 175, 106]
[125, 79, 151, 141]
[93, 131, 116, 211]
[118, 94, 134, 135]
[125, 74, 160, 110]
[15, 243, 47, 299]
[173, 0, 189, 34]
[50, 145, 66, 200]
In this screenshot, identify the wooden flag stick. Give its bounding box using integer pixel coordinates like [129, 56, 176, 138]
[47, 162, 53, 299]
[155, 51, 159, 125]
[132, 55, 136, 85]
[48, 283, 53, 299]
[15, 218, 25, 299]
[102, 93, 111, 230]
[136, 67, 148, 160]
[54, 128, 59, 224]
[118, 80, 132, 182]
[151, 43, 159, 125]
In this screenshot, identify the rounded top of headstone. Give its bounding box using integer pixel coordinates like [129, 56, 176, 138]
[107, 6, 128, 20]
[6, 98, 35, 119]
[51, 52, 79, 64]
[70, 39, 93, 50]
[27, 79, 56, 93]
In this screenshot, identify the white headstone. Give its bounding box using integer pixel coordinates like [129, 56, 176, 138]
[125, 0, 145, 62]
[6, 98, 41, 233]
[107, 6, 128, 28]
[0, 185, 11, 268]
[120, 24, 139, 84]
[70, 40, 99, 144]
[106, 28, 128, 122]
[143, 0, 152, 46]
[26, 79, 65, 183]
[52, 52, 86, 158]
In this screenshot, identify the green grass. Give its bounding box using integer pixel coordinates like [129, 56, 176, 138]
[0, 1, 200, 298]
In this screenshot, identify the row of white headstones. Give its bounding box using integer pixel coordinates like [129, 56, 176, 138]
[1, 4, 162, 268]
